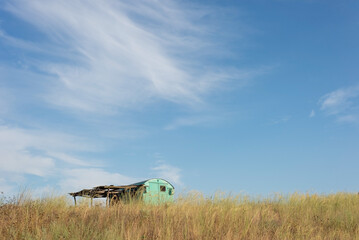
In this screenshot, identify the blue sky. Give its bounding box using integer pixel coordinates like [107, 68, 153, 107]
[0, 0, 359, 196]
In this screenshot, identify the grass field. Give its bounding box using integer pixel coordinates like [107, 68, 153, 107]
[1, 192, 358, 239]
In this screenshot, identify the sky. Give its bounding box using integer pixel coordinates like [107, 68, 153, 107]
[0, 0, 359, 197]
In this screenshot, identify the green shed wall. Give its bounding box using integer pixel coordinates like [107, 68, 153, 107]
[141, 179, 174, 204]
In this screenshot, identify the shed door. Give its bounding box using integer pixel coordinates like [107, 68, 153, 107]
[159, 184, 168, 202]
[148, 182, 159, 203]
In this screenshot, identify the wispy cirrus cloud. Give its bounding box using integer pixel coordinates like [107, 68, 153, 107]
[319, 85, 359, 115]
[270, 115, 291, 125]
[0, 124, 97, 176]
[319, 85, 359, 123]
[0, 0, 252, 193]
[3, 0, 245, 113]
[0, 88, 13, 115]
[164, 115, 220, 130]
[309, 110, 315, 118]
[59, 168, 137, 192]
[151, 161, 182, 186]
[0, 123, 140, 194]
[0, 123, 184, 194]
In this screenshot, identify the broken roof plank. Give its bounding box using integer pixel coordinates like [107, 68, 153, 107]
[69, 185, 144, 198]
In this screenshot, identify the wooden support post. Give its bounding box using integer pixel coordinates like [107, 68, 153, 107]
[106, 188, 110, 207]
[73, 196, 77, 206]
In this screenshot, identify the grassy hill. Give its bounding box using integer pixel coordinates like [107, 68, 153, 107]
[1, 192, 358, 239]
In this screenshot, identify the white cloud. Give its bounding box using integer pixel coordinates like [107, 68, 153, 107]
[59, 168, 136, 192]
[0, 148, 54, 177]
[270, 115, 291, 125]
[336, 115, 359, 123]
[164, 115, 219, 130]
[309, 110, 315, 118]
[319, 85, 359, 115]
[4, 0, 245, 113]
[0, 0, 256, 195]
[151, 161, 182, 186]
[319, 85, 359, 123]
[0, 87, 14, 115]
[46, 152, 96, 167]
[0, 123, 139, 194]
[0, 29, 44, 53]
[0, 124, 97, 177]
[0, 124, 97, 153]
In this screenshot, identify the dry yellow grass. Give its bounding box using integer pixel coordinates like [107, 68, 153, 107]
[1, 192, 358, 239]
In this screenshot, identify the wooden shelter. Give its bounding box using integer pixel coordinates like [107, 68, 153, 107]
[69, 178, 175, 205]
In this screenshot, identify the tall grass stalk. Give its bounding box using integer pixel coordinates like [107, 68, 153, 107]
[0, 192, 358, 239]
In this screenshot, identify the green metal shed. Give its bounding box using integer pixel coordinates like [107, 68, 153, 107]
[132, 178, 175, 204]
[69, 178, 175, 205]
